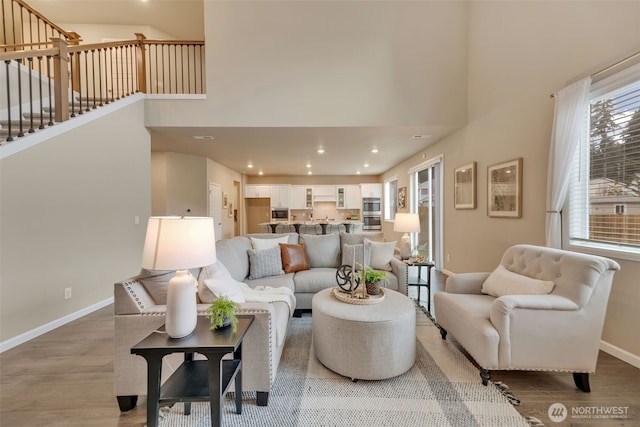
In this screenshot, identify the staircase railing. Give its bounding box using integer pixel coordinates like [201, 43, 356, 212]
[1, 35, 205, 143]
[1, 0, 81, 51]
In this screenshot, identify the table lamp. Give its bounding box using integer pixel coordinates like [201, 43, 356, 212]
[394, 212, 420, 260]
[141, 216, 217, 338]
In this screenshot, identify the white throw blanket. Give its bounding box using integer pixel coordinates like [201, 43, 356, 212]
[237, 282, 296, 317]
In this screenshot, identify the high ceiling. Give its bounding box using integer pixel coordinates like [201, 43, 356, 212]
[29, 0, 467, 177]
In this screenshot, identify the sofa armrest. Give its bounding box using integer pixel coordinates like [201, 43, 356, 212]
[114, 278, 156, 315]
[390, 257, 408, 295]
[444, 272, 490, 294]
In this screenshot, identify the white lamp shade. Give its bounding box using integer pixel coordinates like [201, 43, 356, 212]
[393, 213, 421, 233]
[142, 216, 217, 270]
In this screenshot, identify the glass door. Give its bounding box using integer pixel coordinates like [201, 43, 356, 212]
[410, 157, 442, 269]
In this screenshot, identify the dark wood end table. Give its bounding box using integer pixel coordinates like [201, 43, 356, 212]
[131, 315, 254, 427]
[405, 260, 435, 313]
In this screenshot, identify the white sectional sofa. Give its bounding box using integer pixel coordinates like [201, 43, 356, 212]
[114, 231, 408, 411]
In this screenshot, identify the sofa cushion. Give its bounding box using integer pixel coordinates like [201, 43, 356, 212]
[299, 234, 341, 268]
[482, 264, 555, 297]
[197, 262, 246, 304]
[245, 272, 296, 292]
[248, 246, 285, 280]
[215, 237, 252, 282]
[364, 238, 396, 271]
[250, 235, 290, 250]
[340, 232, 384, 247]
[293, 268, 339, 293]
[280, 243, 310, 273]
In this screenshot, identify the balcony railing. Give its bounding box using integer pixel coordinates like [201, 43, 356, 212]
[1, 34, 205, 143]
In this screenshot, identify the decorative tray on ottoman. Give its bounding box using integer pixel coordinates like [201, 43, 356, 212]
[331, 287, 386, 305]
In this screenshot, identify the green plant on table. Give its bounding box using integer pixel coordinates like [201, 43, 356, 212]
[356, 266, 390, 285]
[205, 296, 239, 333]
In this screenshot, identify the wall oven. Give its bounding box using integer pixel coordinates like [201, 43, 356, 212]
[362, 197, 382, 231]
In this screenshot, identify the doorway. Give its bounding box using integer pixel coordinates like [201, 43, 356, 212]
[410, 156, 443, 270]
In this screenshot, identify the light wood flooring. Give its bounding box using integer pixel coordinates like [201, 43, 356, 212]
[0, 270, 638, 426]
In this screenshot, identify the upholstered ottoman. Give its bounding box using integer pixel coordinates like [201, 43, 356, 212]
[312, 288, 416, 380]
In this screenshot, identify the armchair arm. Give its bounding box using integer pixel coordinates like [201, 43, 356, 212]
[445, 272, 491, 294]
[390, 257, 408, 295]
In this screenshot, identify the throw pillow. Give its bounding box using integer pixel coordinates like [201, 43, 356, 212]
[248, 246, 285, 279]
[482, 264, 555, 297]
[364, 238, 396, 271]
[279, 243, 310, 273]
[299, 234, 341, 268]
[196, 261, 246, 304]
[341, 243, 369, 270]
[250, 235, 290, 250]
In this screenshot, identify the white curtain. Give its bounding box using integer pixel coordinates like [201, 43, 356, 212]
[545, 77, 591, 248]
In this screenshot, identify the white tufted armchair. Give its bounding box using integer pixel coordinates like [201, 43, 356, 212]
[434, 244, 620, 392]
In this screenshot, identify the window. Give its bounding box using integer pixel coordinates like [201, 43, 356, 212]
[384, 178, 397, 220]
[567, 63, 640, 256]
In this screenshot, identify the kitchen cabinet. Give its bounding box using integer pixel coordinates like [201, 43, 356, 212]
[245, 185, 271, 198]
[312, 185, 336, 201]
[336, 185, 360, 209]
[360, 183, 382, 199]
[270, 185, 290, 208]
[290, 186, 311, 210]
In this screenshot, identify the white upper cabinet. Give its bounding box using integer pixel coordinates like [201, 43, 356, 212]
[290, 186, 310, 209]
[270, 185, 290, 208]
[245, 185, 271, 198]
[360, 183, 382, 199]
[337, 185, 361, 209]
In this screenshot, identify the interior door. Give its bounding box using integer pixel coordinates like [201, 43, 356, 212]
[208, 182, 223, 241]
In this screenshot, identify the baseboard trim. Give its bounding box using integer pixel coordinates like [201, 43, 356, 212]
[0, 297, 113, 353]
[600, 340, 640, 369]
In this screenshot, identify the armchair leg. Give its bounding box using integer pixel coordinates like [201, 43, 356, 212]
[480, 368, 491, 386]
[573, 373, 591, 393]
[439, 328, 447, 340]
[256, 391, 269, 406]
[116, 395, 138, 412]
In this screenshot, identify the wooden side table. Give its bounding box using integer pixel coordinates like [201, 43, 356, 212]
[405, 261, 435, 313]
[131, 315, 254, 427]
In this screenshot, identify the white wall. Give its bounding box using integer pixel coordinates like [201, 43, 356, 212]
[144, 0, 468, 129]
[383, 0, 640, 361]
[0, 100, 150, 343]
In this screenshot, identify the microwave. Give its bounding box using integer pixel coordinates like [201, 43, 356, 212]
[271, 209, 289, 220]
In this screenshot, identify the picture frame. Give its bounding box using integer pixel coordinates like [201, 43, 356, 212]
[398, 187, 407, 209]
[228, 203, 234, 217]
[222, 192, 229, 209]
[454, 162, 476, 209]
[487, 158, 523, 218]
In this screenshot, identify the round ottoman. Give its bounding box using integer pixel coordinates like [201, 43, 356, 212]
[312, 288, 416, 381]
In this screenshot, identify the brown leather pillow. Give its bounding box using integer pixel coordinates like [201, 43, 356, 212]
[279, 243, 310, 273]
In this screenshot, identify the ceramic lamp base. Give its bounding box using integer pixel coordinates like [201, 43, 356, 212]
[165, 270, 198, 339]
[399, 233, 412, 260]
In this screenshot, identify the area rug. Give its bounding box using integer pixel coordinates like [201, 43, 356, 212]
[157, 306, 529, 427]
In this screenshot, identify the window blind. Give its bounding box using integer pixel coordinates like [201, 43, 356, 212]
[568, 68, 640, 251]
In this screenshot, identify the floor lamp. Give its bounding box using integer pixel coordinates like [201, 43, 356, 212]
[394, 213, 420, 260]
[141, 216, 217, 338]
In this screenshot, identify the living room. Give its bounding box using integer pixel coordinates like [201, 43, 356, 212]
[1, 0, 639, 425]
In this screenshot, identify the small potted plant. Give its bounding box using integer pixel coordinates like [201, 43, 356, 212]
[205, 296, 239, 332]
[356, 267, 389, 296]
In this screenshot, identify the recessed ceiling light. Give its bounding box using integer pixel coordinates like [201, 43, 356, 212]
[308, 171, 313, 175]
[364, 163, 369, 168]
[317, 148, 325, 154]
[371, 148, 379, 154]
[192, 135, 214, 140]
[247, 163, 254, 168]
[258, 170, 264, 175]
[356, 171, 361, 175]
[306, 163, 311, 168]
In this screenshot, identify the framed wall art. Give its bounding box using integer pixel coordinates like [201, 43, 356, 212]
[398, 187, 407, 209]
[222, 192, 229, 209]
[487, 158, 522, 218]
[454, 162, 476, 209]
[228, 203, 234, 217]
